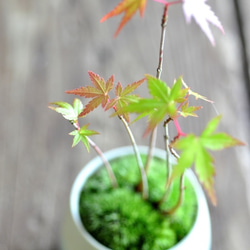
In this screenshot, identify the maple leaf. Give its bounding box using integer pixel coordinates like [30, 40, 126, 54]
[106, 78, 145, 122]
[143, 75, 188, 133]
[49, 98, 83, 127]
[114, 75, 189, 134]
[100, 0, 147, 37]
[171, 116, 244, 205]
[153, 0, 224, 45]
[69, 124, 99, 152]
[178, 101, 202, 117]
[182, 0, 224, 45]
[182, 79, 213, 103]
[66, 71, 114, 117]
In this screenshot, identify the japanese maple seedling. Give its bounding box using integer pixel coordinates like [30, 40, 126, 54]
[49, 0, 244, 210]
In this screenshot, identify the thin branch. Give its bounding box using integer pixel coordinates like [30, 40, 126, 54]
[73, 118, 118, 188]
[158, 118, 182, 207]
[110, 100, 148, 199]
[157, 117, 173, 206]
[144, 127, 157, 173]
[87, 136, 118, 188]
[164, 118, 172, 183]
[156, 4, 168, 79]
[162, 173, 185, 215]
[145, 5, 169, 171]
[119, 115, 149, 199]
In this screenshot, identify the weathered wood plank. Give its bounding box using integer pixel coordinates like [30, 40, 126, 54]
[234, 0, 250, 101]
[0, 0, 249, 249]
[238, 0, 250, 215]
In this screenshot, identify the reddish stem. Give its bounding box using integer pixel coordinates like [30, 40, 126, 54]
[173, 118, 186, 138]
[75, 119, 80, 130]
[153, 0, 183, 7]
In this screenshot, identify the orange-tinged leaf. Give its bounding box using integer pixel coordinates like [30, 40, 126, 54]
[106, 78, 144, 122]
[88, 71, 114, 95]
[100, 0, 147, 36]
[179, 101, 202, 117]
[121, 78, 145, 96]
[82, 96, 106, 117]
[115, 81, 123, 97]
[66, 71, 114, 116]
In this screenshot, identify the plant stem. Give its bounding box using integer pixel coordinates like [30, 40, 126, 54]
[145, 128, 157, 173]
[164, 118, 172, 183]
[74, 119, 118, 188]
[158, 117, 184, 208]
[119, 115, 149, 199]
[157, 118, 173, 206]
[145, 5, 169, 172]
[156, 4, 168, 79]
[160, 120, 185, 211]
[163, 173, 185, 215]
[87, 136, 118, 188]
[110, 101, 148, 198]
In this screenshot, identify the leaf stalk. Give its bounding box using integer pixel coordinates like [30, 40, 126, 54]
[87, 136, 118, 188]
[162, 173, 185, 215]
[119, 115, 149, 199]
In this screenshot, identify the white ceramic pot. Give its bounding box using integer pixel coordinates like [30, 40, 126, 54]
[61, 146, 211, 250]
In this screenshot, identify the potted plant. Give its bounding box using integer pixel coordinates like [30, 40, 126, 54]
[49, 0, 244, 249]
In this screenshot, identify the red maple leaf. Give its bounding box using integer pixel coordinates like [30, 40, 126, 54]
[100, 0, 147, 37]
[66, 71, 114, 117]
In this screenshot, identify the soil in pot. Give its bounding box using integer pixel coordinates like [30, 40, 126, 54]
[79, 153, 197, 250]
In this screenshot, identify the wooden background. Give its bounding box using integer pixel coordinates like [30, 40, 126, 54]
[0, 0, 250, 249]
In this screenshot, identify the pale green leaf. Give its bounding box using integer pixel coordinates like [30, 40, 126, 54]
[171, 134, 197, 150]
[73, 98, 84, 117]
[169, 77, 185, 101]
[49, 101, 78, 121]
[146, 74, 169, 102]
[69, 124, 98, 152]
[171, 146, 196, 180]
[69, 130, 82, 147]
[80, 136, 90, 152]
[172, 134, 217, 205]
[170, 134, 197, 179]
[201, 115, 222, 137]
[194, 145, 216, 205]
[201, 133, 245, 150]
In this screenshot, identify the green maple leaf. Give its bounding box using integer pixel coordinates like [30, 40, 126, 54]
[200, 116, 245, 150]
[171, 115, 244, 205]
[106, 78, 145, 122]
[66, 71, 114, 117]
[69, 124, 99, 152]
[116, 75, 189, 134]
[49, 98, 83, 126]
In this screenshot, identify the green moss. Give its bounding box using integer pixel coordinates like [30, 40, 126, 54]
[79, 154, 197, 249]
